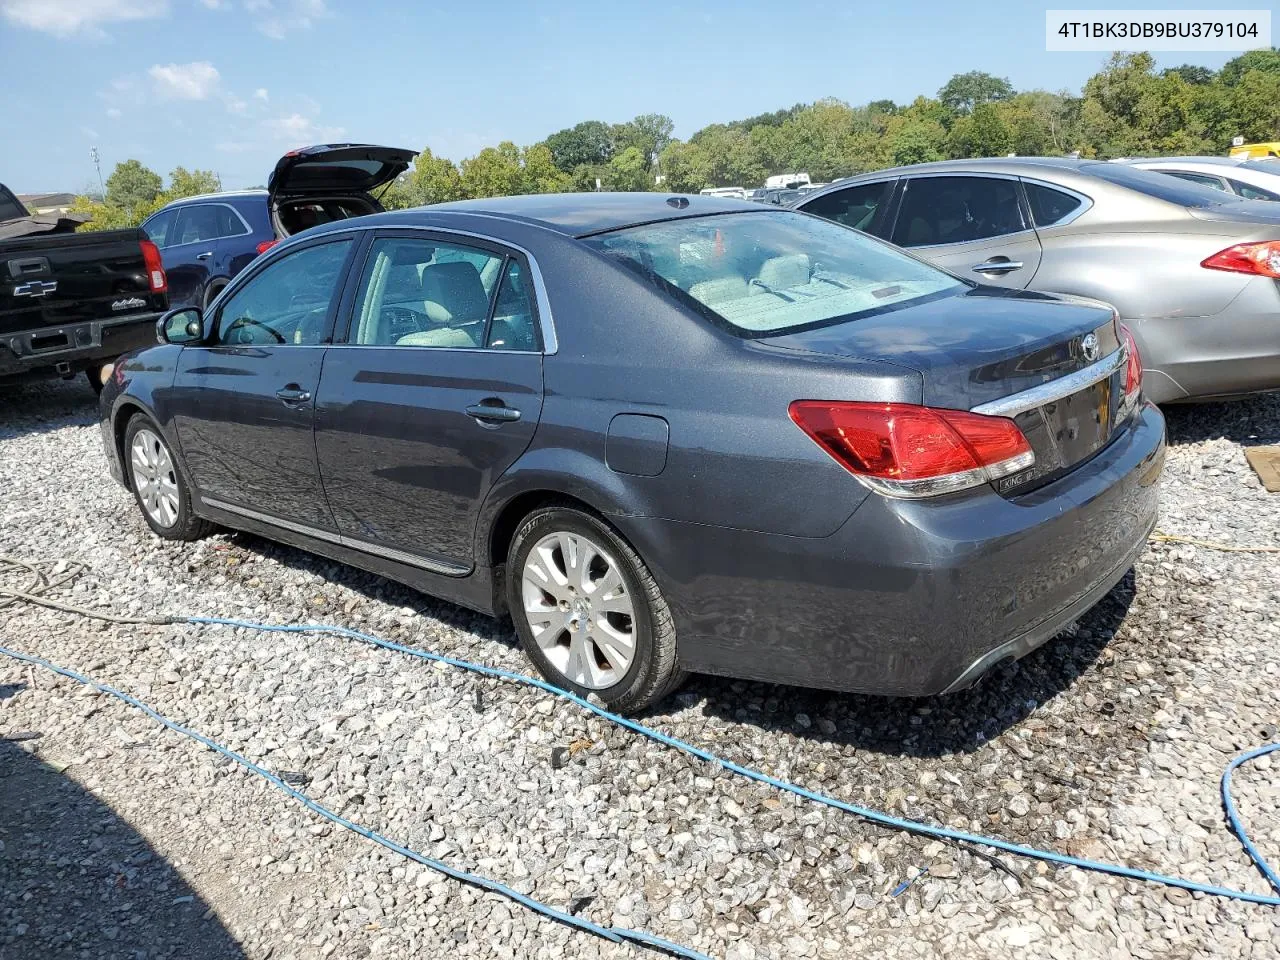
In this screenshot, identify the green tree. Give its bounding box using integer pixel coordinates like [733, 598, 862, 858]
[544, 120, 614, 172]
[460, 142, 524, 198]
[105, 159, 162, 215]
[948, 102, 1012, 157]
[521, 143, 572, 193]
[608, 146, 651, 191]
[1219, 48, 1280, 86]
[886, 119, 946, 166]
[938, 71, 1015, 115]
[1163, 64, 1215, 85]
[166, 167, 220, 199]
[408, 148, 466, 204]
[1227, 69, 1280, 144]
[612, 113, 675, 164]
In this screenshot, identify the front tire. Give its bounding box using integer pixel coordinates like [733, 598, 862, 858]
[507, 506, 685, 714]
[123, 415, 212, 541]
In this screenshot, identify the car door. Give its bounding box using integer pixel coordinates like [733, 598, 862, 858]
[314, 231, 545, 573]
[170, 234, 358, 529]
[795, 180, 896, 236]
[887, 175, 1043, 289]
[163, 204, 226, 308]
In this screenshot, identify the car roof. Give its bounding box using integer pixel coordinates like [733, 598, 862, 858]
[161, 189, 267, 207]
[412, 192, 765, 237]
[1118, 156, 1242, 167]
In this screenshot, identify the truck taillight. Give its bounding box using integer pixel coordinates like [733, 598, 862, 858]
[1201, 240, 1280, 278]
[788, 401, 1035, 499]
[140, 239, 167, 293]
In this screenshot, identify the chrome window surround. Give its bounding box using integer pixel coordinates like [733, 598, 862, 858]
[1018, 178, 1094, 228]
[202, 223, 558, 355]
[201, 496, 470, 576]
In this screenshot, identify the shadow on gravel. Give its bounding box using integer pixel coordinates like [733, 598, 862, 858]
[0, 379, 99, 442]
[0, 739, 245, 960]
[683, 571, 1138, 759]
[1161, 391, 1280, 447]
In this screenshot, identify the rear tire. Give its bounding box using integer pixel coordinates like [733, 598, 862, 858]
[203, 281, 227, 311]
[507, 506, 685, 714]
[123, 415, 213, 542]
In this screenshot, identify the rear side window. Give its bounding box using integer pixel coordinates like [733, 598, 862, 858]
[1023, 181, 1085, 227]
[215, 205, 247, 236]
[892, 176, 1027, 247]
[583, 210, 962, 336]
[1227, 178, 1280, 201]
[800, 181, 892, 235]
[1086, 162, 1242, 207]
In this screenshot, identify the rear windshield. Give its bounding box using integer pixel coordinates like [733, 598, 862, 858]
[581, 211, 963, 335]
[1086, 162, 1244, 207]
[0, 186, 28, 221]
[1240, 159, 1280, 174]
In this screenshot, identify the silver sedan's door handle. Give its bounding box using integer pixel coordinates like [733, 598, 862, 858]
[196, 251, 214, 260]
[971, 258, 1023, 275]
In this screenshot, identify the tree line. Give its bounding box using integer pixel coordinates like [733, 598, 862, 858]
[71, 49, 1280, 230]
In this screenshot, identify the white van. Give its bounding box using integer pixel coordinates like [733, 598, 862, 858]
[699, 187, 747, 199]
[764, 173, 811, 190]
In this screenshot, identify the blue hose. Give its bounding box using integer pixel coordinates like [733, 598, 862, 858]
[3, 615, 1277, 960]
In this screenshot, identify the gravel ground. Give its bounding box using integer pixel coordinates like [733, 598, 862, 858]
[1, 379, 1278, 960]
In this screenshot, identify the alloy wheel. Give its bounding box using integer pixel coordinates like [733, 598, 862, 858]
[130, 428, 180, 528]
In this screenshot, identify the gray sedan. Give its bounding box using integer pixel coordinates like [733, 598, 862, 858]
[99, 194, 1164, 711]
[794, 158, 1280, 403]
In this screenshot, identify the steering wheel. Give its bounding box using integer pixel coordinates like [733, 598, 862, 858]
[225, 316, 286, 344]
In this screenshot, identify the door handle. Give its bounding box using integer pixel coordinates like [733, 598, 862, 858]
[465, 401, 521, 423]
[971, 258, 1023, 275]
[196, 251, 214, 260]
[275, 386, 312, 404]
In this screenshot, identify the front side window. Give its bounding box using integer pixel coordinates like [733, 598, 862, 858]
[583, 210, 962, 336]
[891, 176, 1027, 247]
[800, 181, 892, 235]
[1023, 181, 1085, 227]
[142, 209, 176, 247]
[1164, 171, 1229, 192]
[215, 239, 352, 346]
[350, 237, 524, 348]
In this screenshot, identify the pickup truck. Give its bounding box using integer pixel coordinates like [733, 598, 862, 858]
[1, 183, 168, 391]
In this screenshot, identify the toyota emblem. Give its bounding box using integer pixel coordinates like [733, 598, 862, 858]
[1081, 333, 1100, 362]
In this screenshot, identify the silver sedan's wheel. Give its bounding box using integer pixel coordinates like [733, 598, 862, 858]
[130, 427, 180, 529]
[520, 531, 636, 690]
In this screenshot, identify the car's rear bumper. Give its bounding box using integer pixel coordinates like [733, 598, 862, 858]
[624, 401, 1165, 697]
[0, 314, 160, 384]
[1131, 278, 1280, 403]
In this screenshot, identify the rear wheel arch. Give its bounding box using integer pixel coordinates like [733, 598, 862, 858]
[489, 490, 606, 568]
[203, 278, 229, 310]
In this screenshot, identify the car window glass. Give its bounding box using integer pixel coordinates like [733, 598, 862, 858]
[1086, 162, 1242, 206]
[1023, 181, 1085, 227]
[800, 182, 892, 235]
[891, 177, 1026, 247]
[1163, 171, 1229, 192]
[174, 205, 223, 245]
[350, 237, 506, 348]
[0, 187, 27, 221]
[215, 239, 352, 346]
[215, 205, 246, 237]
[142, 209, 176, 247]
[487, 259, 538, 350]
[1226, 177, 1280, 201]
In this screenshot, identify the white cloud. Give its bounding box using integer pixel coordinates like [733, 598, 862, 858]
[225, 96, 248, 114]
[253, 87, 269, 101]
[81, 125, 100, 139]
[106, 107, 122, 118]
[199, 0, 224, 7]
[216, 140, 254, 153]
[267, 112, 344, 146]
[0, 0, 166, 36]
[148, 61, 221, 100]
[247, 0, 327, 38]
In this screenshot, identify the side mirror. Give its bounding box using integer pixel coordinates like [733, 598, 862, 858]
[157, 306, 204, 345]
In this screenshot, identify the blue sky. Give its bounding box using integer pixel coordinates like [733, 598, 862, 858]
[0, 0, 1244, 193]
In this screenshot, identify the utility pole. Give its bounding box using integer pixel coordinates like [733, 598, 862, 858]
[90, 147, 105, 199]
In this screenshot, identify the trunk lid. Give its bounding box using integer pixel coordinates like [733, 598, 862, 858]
[267, 143, 417, 202]
[761, 286, 1125, 494]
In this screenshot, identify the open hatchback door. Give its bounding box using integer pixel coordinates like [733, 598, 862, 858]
[267, 143, 418, 238]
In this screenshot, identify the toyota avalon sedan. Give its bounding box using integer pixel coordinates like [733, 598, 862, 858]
[99, 193, 1165, 712]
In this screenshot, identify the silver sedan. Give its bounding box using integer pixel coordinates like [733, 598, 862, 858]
[794, 157, 1280, 403]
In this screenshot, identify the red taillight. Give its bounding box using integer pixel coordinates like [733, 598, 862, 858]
[788, 401, 1035, 498]
[255, 238, 280, 256]
[140, 239, 167, 293]
[1118, 323, 1142, 400]
[1201, 241, 1280, 278]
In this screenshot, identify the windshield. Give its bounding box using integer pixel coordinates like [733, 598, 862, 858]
[1086, 162, 1244, 207]
[582, 210, 963, 335]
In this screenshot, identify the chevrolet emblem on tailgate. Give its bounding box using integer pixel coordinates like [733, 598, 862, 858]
[13, 280, 57, 298]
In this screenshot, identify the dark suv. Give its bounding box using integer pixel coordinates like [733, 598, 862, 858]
[142, 144, 415, 309]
